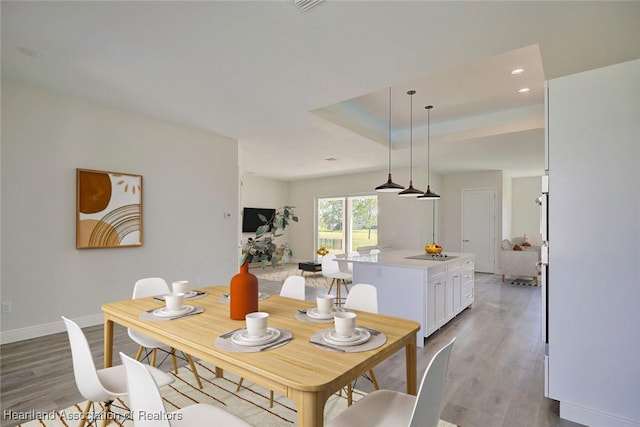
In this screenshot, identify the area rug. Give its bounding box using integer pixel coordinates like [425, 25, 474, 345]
[509, 280, 539, 287]
[15, 360, 458, 426]
[252, 263, 329, 289]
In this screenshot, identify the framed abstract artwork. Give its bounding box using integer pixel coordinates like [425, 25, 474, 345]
[76, 168, 143, 249]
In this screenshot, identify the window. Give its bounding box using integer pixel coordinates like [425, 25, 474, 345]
[316, 195, 378, 254]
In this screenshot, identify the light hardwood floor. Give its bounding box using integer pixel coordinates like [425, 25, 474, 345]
[0, 273, 581, 427]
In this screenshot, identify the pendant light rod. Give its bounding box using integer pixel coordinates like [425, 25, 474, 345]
[375, 87, 404, 192]
[398, 90, 423, 197]
[432, 201, 436, 242]
[418, 105, 440, 200]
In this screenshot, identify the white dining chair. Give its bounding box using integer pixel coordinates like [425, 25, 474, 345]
[236, 274, 306, 407]
[326, 337, 456, 427]
[120, 352, 251, 427]
[280, 275, 306, 300]
[369, 248, 381, 255]
[128, 277, 203, 388]
[322, 254, 351, 304]
[62, 316, 174, 427]
[343, 283, 380, 404]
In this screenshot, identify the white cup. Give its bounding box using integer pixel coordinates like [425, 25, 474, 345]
[245, 312, 269, 337]
[334, 311, 357, 337]
[172, 280, 189, 294]
[316, 294, 335, 314]
[165, 293, 185, 312]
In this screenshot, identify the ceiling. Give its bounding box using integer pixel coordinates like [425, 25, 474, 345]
[2, 1, 639, 181]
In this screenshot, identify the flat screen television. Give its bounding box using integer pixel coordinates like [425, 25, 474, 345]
[242, 207, 276, 233]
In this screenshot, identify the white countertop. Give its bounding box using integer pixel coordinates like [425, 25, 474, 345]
[347, 250, 474, 270]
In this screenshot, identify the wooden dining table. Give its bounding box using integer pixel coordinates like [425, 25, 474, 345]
[102, 285, 420, 427]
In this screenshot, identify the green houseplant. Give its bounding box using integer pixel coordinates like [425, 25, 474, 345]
[240, 205, 298, 267]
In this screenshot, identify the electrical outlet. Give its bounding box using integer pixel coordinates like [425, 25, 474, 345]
[2, 301, 12, 313]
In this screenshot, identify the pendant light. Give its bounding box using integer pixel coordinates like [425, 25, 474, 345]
[398, 90, 423, 197]
[375, 87, 405, 192]
[418, 105, 440, 200]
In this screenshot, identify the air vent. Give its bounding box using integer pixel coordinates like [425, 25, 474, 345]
[293, 0, 324, 12]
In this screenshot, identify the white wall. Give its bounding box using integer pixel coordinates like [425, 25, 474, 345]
[441, 171, 503, 257]
[510, 176, 542, 246]
[0, 81, 240, 343]
[548, 59, 639, 426]
[502, 174, 513, 241]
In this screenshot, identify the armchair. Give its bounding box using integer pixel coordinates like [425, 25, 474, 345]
[501, 238, 540, 285]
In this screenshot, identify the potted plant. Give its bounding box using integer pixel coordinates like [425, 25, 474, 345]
[231, 206, 298, 320]
[240, 205, 299, 267]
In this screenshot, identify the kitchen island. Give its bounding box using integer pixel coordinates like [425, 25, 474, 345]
[348, 250, 474, 347]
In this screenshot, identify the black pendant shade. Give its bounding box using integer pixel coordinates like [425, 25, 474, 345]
[375, 87, 404, 193]
[376, 173, 406, 192]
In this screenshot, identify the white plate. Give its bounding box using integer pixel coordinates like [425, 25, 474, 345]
[231, 327, 281, 346]
[323, 328, 370, 346]
[183, 290, 202, 299]
[306, 307, 335, 320]
[152, 305, 195, 318]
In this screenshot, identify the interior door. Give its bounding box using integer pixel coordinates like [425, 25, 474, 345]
[462, 188, 495, 273]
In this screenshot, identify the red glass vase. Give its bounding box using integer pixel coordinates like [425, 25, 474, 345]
[229, 260, 259, 320]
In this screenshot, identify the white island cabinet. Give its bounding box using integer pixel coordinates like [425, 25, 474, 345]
[349, 250, 474, 347]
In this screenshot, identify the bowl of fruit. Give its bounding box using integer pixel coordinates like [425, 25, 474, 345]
[425, 243, 443, 254]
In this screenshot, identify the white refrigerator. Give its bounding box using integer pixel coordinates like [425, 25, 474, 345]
[544, 59, 640, 426]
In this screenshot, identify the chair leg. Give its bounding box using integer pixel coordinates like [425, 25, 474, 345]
[347, 382, 353, 406]
[534, 276, 538, 285]
[170, 348, 178, 374]
[78, 401, 92, 427]
[101, 400, 113, 427]
[368, 369, 379, 390]
[150, 348, 157, 367]
[501, 274, 505, 282]
[134, 346, 144, 361]
[236, 377, 244, 391]
[327, 278, 335, 294]
[342, 280, 350, 294]
[269, 390, 274, 408]
[185, 354, 203, 389]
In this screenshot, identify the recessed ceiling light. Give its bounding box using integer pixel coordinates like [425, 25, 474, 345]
[511, 68, 524, 75]
[325, 157, 338, 162]
[18, 47, 44, 59]
[518, 87, 530, 94]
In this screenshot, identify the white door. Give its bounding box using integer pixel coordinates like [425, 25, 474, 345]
[462, 188, 495, 273]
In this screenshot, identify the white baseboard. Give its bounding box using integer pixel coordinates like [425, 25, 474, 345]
[561, 401, 640, 427]
[0, 313, 104, 344]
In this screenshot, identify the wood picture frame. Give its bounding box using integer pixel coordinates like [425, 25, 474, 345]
[76, 168, 143, 249]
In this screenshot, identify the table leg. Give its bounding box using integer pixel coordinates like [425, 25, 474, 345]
[406, 334, 417, 395]
[291, 389, 328, 427]
[104, 318, 114, 368]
